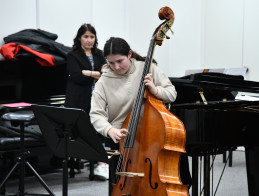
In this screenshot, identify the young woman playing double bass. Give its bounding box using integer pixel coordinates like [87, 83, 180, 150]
[90, 36, 191, 195]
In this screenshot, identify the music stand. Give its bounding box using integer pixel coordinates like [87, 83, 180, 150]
[31, 105, 108, 196]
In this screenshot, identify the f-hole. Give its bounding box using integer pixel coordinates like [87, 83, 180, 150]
[119, 159, 131, 190]
[145, 158, 158, 189]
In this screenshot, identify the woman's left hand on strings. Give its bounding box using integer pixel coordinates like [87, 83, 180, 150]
[144, 73, 158, 96]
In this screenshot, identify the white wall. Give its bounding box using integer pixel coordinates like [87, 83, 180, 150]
[243, 0, 259, 81]
[0, 0, 37, 46]
[92, 0, 126, 50]
[202, 0, 259, 81]
[0, 0, 259, 81]
[38, 0, 93, 47]
[168, 0, 202, 77]
[202, 0, 244, 69]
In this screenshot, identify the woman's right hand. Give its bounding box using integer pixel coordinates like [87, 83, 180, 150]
[107, 127, 128, 143]
[82, 70, 101, 79]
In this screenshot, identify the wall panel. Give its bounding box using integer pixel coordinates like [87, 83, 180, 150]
[38, 0, 92, 47]
[92, 0, 125, 50]
[203, 0, 244, 69]
[0, 0, 37, 59]
[1, 0, 259, 81]
[243, 0, 259, 81]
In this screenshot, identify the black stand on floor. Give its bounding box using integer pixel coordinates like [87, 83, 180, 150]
[0, 110, 55, 196]
[31, 105, 108, 196]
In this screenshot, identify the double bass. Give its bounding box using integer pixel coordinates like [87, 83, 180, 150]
[112, 7, 189, 196]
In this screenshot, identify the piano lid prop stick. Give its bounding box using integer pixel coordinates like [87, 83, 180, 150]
[199, 88, 208, 105]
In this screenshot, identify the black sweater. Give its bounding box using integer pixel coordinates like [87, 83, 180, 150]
[64, 49, 106, 113]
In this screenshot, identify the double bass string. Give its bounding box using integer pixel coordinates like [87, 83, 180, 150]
[123, 38, 155, 148]
[114, 76, 145, 181]
[115, 38, 156, 183]
[126, 37, 156, 146]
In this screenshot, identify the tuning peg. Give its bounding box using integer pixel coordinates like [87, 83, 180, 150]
[169, 27, 174, 35]
[161, 30, 170, 39]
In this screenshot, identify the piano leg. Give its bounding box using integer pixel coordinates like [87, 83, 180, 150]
[204, 155, 210, 196]
[223, 151, 226, 163]
[223, 150, 233, 167]
[229, 150, 233, 167]
[192, 155, 210, 196]
[245, 146, 259, 196]
[192, 156, 199, 196]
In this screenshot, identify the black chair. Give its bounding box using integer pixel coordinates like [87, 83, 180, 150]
[0, 110, 55, 196]
[31, 105, 108, 196]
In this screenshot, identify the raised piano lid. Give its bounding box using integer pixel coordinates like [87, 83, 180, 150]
[169, 72, 259, 106]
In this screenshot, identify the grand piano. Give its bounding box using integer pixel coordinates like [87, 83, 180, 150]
[169, 72, 259, 196]
[0, 58, 66, 105]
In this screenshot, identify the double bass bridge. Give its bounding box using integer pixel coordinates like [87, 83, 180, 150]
[116, 172, 144, 178]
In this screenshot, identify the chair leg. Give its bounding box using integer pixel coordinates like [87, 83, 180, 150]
[89, 161, 95, 181]
[0, 159, 7, 195]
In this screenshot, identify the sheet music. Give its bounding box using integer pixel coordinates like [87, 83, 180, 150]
[223, 67, 248, 77]
[235, 92, 259, 101]
[185, 67, 248, 77]
[185, 68, 225, 75]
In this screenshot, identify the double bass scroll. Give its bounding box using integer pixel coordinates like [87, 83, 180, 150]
[112, 6, 189, 196]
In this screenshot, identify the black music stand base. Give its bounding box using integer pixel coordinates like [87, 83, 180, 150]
[0, 113, 55, 196]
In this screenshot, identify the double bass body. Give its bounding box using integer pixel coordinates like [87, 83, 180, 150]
[112, 93, 189, 196]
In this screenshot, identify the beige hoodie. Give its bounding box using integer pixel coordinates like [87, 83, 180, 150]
[90, 58, 177, 137]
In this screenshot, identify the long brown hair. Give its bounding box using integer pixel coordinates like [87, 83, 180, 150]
[72, 23, 98, 54]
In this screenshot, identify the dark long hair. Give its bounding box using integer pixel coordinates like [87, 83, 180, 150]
[103, 37, 145, 61]
[72, 23, 98, 53]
